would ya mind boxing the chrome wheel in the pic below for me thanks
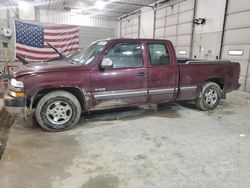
[204,88,218,106]
[46,101,72,125]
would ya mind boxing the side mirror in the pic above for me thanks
[100,58,113,68]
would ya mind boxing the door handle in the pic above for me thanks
[137,72,146,78]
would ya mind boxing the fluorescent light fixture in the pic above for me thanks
[95,0,106,10]
[179,50,187,55]
[228,50,244,56]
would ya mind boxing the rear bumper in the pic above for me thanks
[4,93,26,116]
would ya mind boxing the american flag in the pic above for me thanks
[15,20,80,61]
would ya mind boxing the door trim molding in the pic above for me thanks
[180,86,198,92]
[94,86,197,100]
[94,90,147,100]
[149,88,175,95]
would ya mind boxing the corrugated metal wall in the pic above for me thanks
[39,9,117,50]
[39,9,118,30]
[221,0,250,92]
[0,9,16,66]
[0,8,118,65]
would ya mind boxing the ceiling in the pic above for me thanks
[31,0,159,17]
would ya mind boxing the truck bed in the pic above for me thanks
[176,60,240,100]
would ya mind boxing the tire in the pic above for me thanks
[36,91,81,132]
[195,82,222,111]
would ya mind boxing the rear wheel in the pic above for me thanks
[36,91,81,131]
[195,82,222,111]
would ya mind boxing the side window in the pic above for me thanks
[105,43,143,68]
[148,44,170,65]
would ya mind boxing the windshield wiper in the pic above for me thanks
[46,42,65,60]
[68,59,80,64]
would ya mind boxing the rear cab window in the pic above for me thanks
[147,43,170,66]
[104,43,144,68]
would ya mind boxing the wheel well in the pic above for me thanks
[204,78,224,90]
[31,87,85,110]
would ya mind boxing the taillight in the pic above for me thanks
[237,63,241,81]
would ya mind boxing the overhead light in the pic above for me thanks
[95,0,107,10]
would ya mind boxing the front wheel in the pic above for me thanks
[195,82,222,111]
[36,91,81,131]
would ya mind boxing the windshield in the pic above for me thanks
[66,41,108,65]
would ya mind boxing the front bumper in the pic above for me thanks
[4,92,27,116]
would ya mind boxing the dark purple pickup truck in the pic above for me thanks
[4,38,241,131]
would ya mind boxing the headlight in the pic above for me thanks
[10,78,24,88]
[9,78,25,97]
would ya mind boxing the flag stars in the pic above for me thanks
[15,21,44,48]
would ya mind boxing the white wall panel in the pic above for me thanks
[166,4,179,16]
[0,7,7,19]
[226,11,250,30]
[178,10,193,23]
[156,8,166,19]
[120,13,140,38]
[179,0,195,12]
[227,0,250,14]
[178,23,192,35]
[155,28,165,38]
[224,28,250,45]
[155,17,165,28]
[177,35,191,46]
[165,25,177,37]
[165,15,178,26]
[140,7,154,38]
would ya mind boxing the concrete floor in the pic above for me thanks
[0,92,250,188]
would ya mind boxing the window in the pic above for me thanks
[228,50,244,56]
[148,44,170,65]
[67,41,108,65]
[105,43,143,68]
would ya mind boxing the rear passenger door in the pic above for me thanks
[91,42,148,109]
[146,42,179,103]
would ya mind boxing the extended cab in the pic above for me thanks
[4,39,241,131]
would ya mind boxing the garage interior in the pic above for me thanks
[0,0,250,187]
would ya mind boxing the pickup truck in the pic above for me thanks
[4,38,241,131]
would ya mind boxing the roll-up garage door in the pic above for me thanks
[120,13,140,38]
[221,0,250,92]
[154,0,195,58]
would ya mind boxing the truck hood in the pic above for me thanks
[13,60,78,78]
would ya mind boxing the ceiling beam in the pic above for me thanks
[111,1,154,8]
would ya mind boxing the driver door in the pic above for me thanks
[90,42,148,110]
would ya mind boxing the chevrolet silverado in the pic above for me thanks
[4,38,241,131]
